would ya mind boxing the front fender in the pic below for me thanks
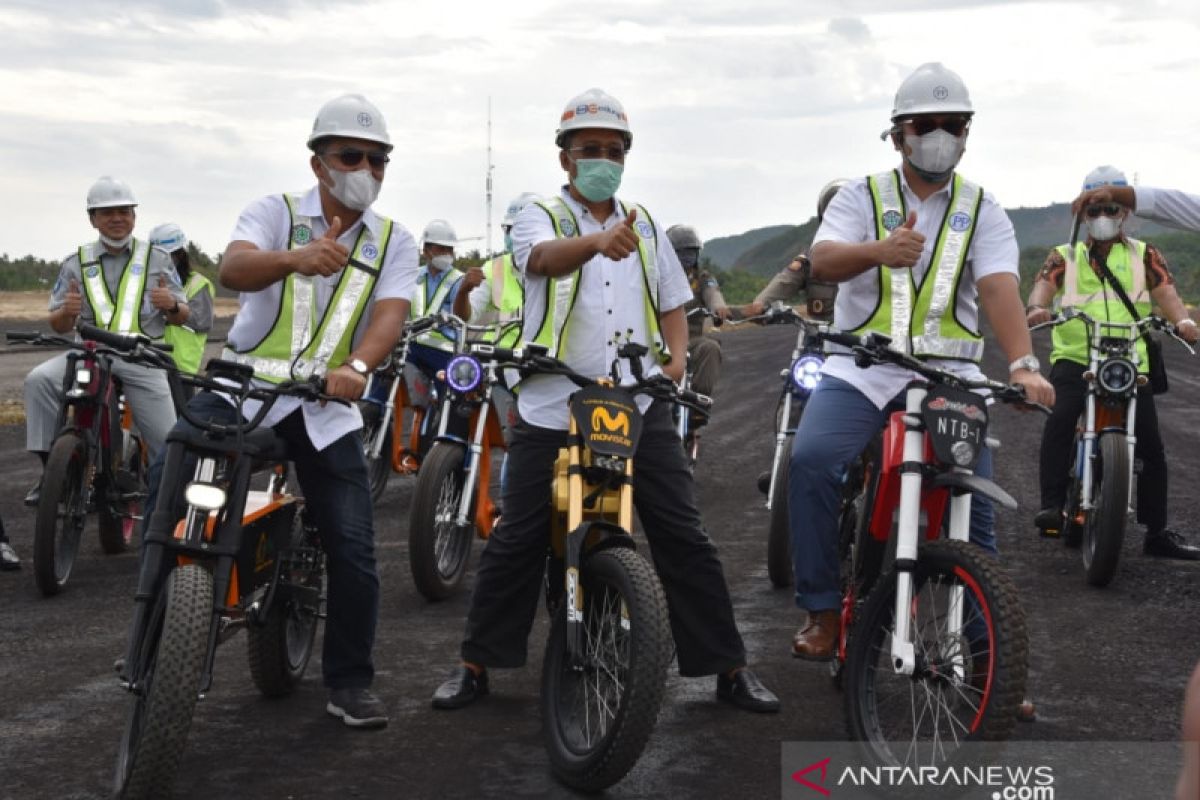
[929,471,1018,511]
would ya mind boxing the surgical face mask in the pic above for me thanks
[570,157,623,203]
[1086,214,1122,242]
[99,233,132,249]
[320,158,381,211]
[429,254,454,271]
[904,129,966,183]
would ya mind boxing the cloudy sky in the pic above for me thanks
[1,0,1198,262]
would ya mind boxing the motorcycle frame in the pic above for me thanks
[766,321,828,511]
[1076,318,1141,517]
[439,359,507,537]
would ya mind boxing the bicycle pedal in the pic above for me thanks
[1038,527,1061,539]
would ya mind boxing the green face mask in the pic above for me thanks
[571,158,623,202]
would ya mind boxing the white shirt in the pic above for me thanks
[1135,186,1200,233]
[512,187,691,430]
[225,186,418,450]
[813,169,1019,409]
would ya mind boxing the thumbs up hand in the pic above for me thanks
[293,215,350,277]
[62,278,83,318]
[150,270,179,312]
[878,210,925,269]
[595,207,642,261]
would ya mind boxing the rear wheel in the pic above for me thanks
[766,437,793,588]
[844,540,1028,767]
[114,563,213,799]
[33,433,88,596]
[541,547,671,792]
[409,443,473,601]
[1082,432,1130,587]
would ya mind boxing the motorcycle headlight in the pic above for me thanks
[184,482,227,512]
[789,354,824,395]
[445,355,483,394]
[74,367,92,387]
[1097,358,1136,395]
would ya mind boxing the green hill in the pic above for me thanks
[701,225,794,271]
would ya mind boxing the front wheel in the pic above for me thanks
[766,437,793,588]
[844,539,1028,767]
[33,433,89,596]
[1082,432,1130,587]
[541,547,671,793]
[409,443,473,601]
[359,400,392,504]
[114,563,213,800]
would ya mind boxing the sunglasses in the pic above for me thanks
[903,116,971,137]
[1085,204,1123,218]
[323,148,390,170]
[568,144,628,162]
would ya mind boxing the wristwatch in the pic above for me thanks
[346,357,370,377]
[1008,354,1040,374]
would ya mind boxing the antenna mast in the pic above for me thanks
[485,96,494,257]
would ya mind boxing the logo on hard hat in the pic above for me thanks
[292,224,313,245]
[932,85,949,100]
[882,210,904,231]
[949,212,972,232]
[362,244,378,260]
[357,112,373,128]
[562,110,575,122]
[576,104,589,115]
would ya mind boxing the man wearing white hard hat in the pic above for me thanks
[149,223,215,376]
[1026,166,1200,558]
[788,63,1054,662]
[22,176,188,506]
[432,88,780,716]
[404,218,465,409]
[142,94,417,728]
[452,191,538,342]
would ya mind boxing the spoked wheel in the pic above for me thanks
[359,400,392,504]
[33,433,89,596]
[766,436,793,588]
[844,540,1027,768]
[409,443,473,601]
[114,563,213,799]
[248,515,324,697]
[831,443,883,691]
[1082,432,1129,587]
[541,547,671,793]
[99,432,146,554]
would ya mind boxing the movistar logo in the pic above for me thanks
[591,407,630,437]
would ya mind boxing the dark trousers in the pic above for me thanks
[144,391,380,690]
[1039,359,1167,533]
[461,401,746,677]
[687,336,723,398]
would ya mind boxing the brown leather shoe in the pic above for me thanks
[792,610,840,661]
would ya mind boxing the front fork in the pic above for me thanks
[363,372,400,461]
[765,390,794,511]
[454,391,494,529]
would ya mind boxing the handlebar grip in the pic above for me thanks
[5,331,41,343]
[77,323,141,351]
[819,331,864,349]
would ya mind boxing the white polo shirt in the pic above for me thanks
[225,185,418,450]
[814,168,1018,409]
[511,187,692,430]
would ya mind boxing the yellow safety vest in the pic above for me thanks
[162,272,215,374]
[411,266,464,351]
[223,193,393,383]
[486,252,523,348]
[78,239,152,335]
[1052,238,1150,371]
[854,170,985,361]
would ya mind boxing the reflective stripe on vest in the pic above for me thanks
[857,170,985,361]
[162,272,215,374]
[487,253,523,347]
[79,238,152,335]
[526,196,667,363]
[412,267,463,351]
[1052,238,1150,370]
[223,193,391,382]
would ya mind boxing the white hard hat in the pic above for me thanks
[1082,165,1129,191]
[817,179,849,222]
[502,192,541,227]
[149,222,188,253]
[555,88,632,149]
[890,62,974,120]
[86,176,137,210]
[307,93,392,152]
[421,219,458,248]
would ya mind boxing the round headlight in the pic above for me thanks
[445,355,483,393]
[789,354,824,395]
[950,440,976,467]
[1097,358,1136,395]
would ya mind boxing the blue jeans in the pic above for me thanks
[788,376,996,612]
[143,391,380,690]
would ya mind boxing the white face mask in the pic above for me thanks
[1086,214,1122,242]
[320,158,381,211]
[429,254,454,271]
[99,233,132,249]
[905,129,966,181]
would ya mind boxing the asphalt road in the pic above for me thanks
[1,322,1199,800]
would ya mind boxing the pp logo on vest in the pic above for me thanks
[949,212,972,232]
[882,210,904,231]
[292,224,313,246]
[559,216,576,236]
[636,221,653,240]
[361,243,378,260]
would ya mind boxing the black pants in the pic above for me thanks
[1038,359,1167,533]
[461,401,746,677]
